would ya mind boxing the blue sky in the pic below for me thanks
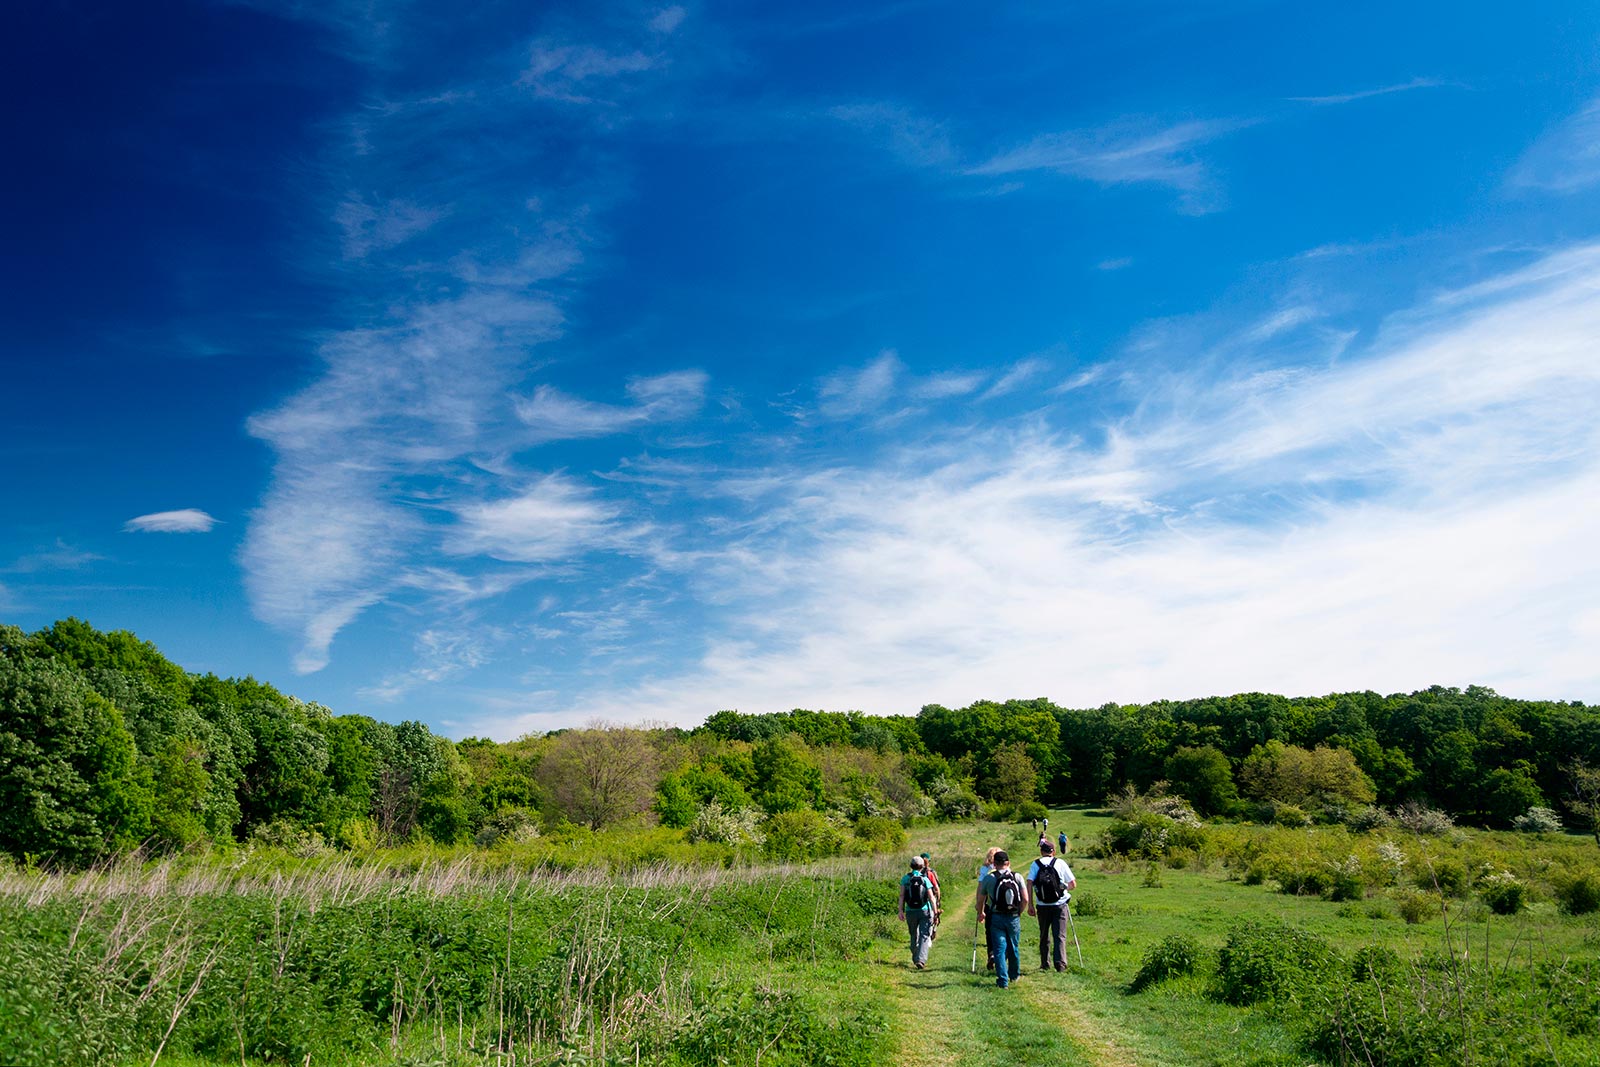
[7,1,1600,737]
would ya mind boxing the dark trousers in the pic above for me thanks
[1035,904,1067,969]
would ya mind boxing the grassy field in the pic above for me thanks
[2,808,1598,1065]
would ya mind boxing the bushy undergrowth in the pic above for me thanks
[0,862,893,1067]
[1129,934,1204,993]
[1213,919,1338,1006]
[1305,952,1600,1066]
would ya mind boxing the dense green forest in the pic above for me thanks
[3,618,1599,866]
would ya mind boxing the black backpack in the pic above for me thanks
[905,871,931,909]
[992,870,1024,915]
[1033,858,1064,904]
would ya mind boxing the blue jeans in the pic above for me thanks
[990,914,1022,986]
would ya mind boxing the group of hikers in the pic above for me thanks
[896,816,1078,988]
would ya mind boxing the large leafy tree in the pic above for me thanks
[1164,745,1238,817]
[0,626,152,861]
[538,725,660,830]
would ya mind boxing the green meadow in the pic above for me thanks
[4,806,1597,1067]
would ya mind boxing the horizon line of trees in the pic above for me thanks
[3,618,1599,866]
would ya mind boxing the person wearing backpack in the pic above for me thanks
[920,852,943,938]
[1026,840,1077,972]
[976,847,1000,971]
[1057,829,1068,854]
[975,849,1029,987]
[898,855,940,969]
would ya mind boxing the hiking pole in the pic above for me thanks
[970,910,981,973]
[1063,899,1084,968]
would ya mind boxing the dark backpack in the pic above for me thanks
[1033,858,1064,904]
[992,870,1024,915]
[905,871,931,909]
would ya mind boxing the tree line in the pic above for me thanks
[3,618,1598,865]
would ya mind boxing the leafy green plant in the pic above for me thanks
[1553,867,1600,915]
[1213,919,1337,1006]
[1130,934,1204,992]
[1478,870,1525,914]
[1392,888,1439,925]
[1512,806,1563,833]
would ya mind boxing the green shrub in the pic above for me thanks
[1275,864,1330,897]
[1326,855,1366,902]
[1394,802,1454,835]
[1065,889,1108,917]
[1141,861,1164,888]
[1554,868,1600,916]
[1512,806,1563,833]
[1015,799,1048,822]
[1349,944,1403,983]
[761,809,845,861]
[1346,805,1394,831]
[1213,918,1337,1005]
[1392,888,1439,924]
[1478,871,1525,915]
[1256,801,1311,827]
[1092,812,1206,860]
[1414,858,1467,897]
[1130,934,1204,993]
[673,986,884,1067]
[851,815,905,850]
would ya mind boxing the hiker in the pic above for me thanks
[976,846,1000,970]
[1042,815,1049,834]
[976,849,1028,987]
[898,855,939,969]
[920,852,943,939]
[1026,839,1077,972]
[1031,816,1038,833]
[1057,829,1068,854]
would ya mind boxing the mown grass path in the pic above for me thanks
[871,824,1149,1067]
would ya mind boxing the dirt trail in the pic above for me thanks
[875,831,1148,1067]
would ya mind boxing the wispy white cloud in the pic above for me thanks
[650,6,688,35]
[969,118,1249,212]
[1097,256,1133,271]
[1051,365,1107,394]
[6,541,103,573]
[981,357,1049,400]
[360,626,496,702]
[828,102,957,168]
[1290,77,1444,106]
[520,43,657,103]
[514,387,636,440]
[461,244,1600,734]
[910,371,986,400]
[514,370,707,444]
[124,509,218,533]
[448,476,632,563]
[816,351,902,419]
[1508,96,1600,193]
[334,196,446,259]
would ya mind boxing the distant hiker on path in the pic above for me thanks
[899,855,939,969]
[1058,829,1068,854]
[1027,840,1076,972]
[1042,815,1049,834]
[976,849,1028,988]
[1031,816,1038,833]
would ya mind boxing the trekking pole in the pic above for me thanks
[1063,899,1084,968]
[970,910,981,973]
